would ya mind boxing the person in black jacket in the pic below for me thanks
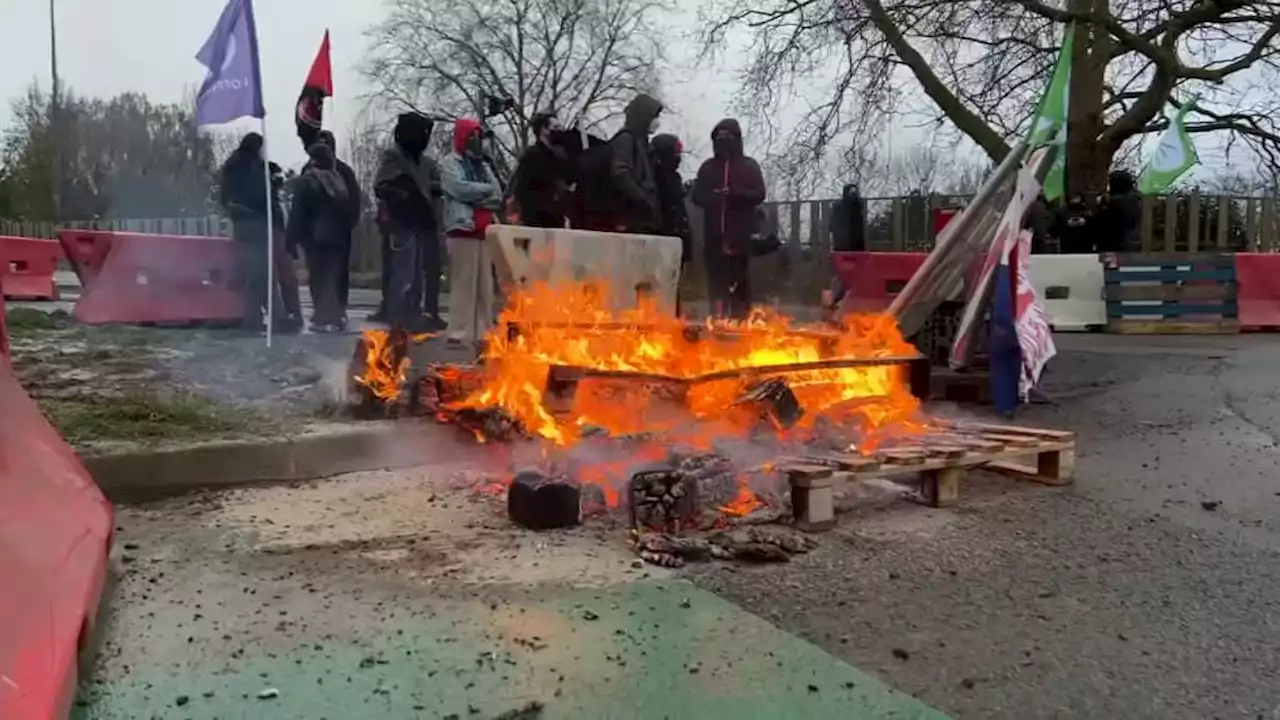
[692,118,767,319]
[1051,193,1094,254]
[512,112,576,228]
[288,143,353,332]
[609,94,664,233]
[650,133,691,259]
[312,130,362,316]
[374,112,445,332]
[219,133,302,333]
[1096,169,1141,253]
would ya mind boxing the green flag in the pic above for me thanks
[1138,96,1200,194]
[1027,25,1074,200]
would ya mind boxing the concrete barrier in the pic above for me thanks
[1029,254,1106,332]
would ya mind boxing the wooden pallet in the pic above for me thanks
[1103,252,1238,335]
[777,420,1075,507]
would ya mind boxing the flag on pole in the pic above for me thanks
[1027,25,1073,201]
[194,0,265,127]
[296,30,333,149]
[1139,96,1200,194]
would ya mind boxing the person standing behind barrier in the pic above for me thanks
[220,133,301,334]
[1051,193,1094,254]
[440,117,503,349]
[374,112,445,333]
[823,183,865,320]
[650,133,692,313]
[610,94,664,234]
[512,112,576,228]
[313,130,362,321]
[693,118,767,320]
[1096,169,1142,253]
[288,143,352,333]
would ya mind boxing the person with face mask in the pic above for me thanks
[649,133,692,263]
[440,117,504,348]
[512,111,577,228]
[219,133,303,334]
[308,130,363,319]
[608,93,664,233]
[692,118,767,319]
[288,142,353,332]
[1051,193,1094,254]
[374,112,446,333]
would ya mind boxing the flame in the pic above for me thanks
[449,280,923,446]
[718,474,764,517]
[353,329,433,403]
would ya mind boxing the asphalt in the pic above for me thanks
[69,331,1280,719]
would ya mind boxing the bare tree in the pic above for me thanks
[700,0,1280,194]
[363,0,667,172]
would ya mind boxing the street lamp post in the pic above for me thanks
[49,0,62,220]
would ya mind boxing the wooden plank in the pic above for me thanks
[1106,302,1237,318]
[1106,319,1240,335]
[1263,198,1278,253]
[1163,195,1177,252]
[1140,195,1157,252]
[547,354,922,387]
[876,449,927,465]
[926,433,1007,452]
[971,432,1042,447]
[1187,191,1201,252]
[941,421,1075,441]
[1216,196,1231,250]
[1246,198,1261,252]
[1104,268,1235,283]
[1104,252,1233,266]
[1104,283,1236,302]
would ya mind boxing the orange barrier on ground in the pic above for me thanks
[55,230,116,288]
[830,251,928,313]
[0,236,63,300]
[0,265,114,719]
[66,231,245,325]
[1235,253,1280,330]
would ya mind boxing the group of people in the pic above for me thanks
[218,92,775,340]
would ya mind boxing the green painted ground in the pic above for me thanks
[76,581,948,720]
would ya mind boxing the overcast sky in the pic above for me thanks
[0,0,789,171]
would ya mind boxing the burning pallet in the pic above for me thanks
[777,420,1075,516]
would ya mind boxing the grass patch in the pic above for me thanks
[5,307,73,335]
[39,391,275,448]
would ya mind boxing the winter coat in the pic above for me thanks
[512,139,576,228]
[220,150,270,223]
[1051,202,1094,254]
[288,145,353,253]
[303,155,362,228]
[650,133,691,262]
[609,94,663,232]
[374,143,442,233]
[439,117,503,236]
[829,184,865,252]
[692,118,767,257]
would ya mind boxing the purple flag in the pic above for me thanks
[194,0,265,126]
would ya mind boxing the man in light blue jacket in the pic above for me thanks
[440,117,504,347]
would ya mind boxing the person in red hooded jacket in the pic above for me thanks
[439,117,504,348]
[692,118,767,319]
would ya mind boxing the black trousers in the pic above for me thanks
[232,221,268,327]
[305,245,346,326]
[706,251,752,320]
[336,235,352,312]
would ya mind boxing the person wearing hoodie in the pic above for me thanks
[374,112,445,332]
[609,94,664,233]
[650,134,692,256]
[219,133,302,333]
[288,143,353,332]
[1096,169,1141,253]
[440,117,504,348]
[311,130,363,315]
[692,118,767,319]
[512,112,577,228]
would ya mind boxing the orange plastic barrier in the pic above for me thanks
[1235,253,1280,330]
[68,231,245,325]
[0,236,63,301]
[830,251,928,313]
[55,229,116,288]
[0,270,114,719]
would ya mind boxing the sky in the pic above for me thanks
[0,0,786,172]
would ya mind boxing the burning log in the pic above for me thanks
[409,363,484,417]
[670,451,739,510]
[452,406,526,443]
[508,469,582,530]
[735,378,804,430]
[349,328,413,416]
[628,464,695,532]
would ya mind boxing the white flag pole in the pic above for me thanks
[261,119,275,348]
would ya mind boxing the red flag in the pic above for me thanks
[296,30,332,148]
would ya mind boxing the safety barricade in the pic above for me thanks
[0,280,114,719]
[1233,253,1280,331]
[1102,252,1238,334]
[830,251,928,313]
[0,236,63,301]
[1027,254,1106,331]
[56,229,116,289]
[69,231,245,325]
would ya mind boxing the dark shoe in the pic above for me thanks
[274,315,304,334]
[368,307,388,323]
[423,314,449,332]
[311,322,342,334]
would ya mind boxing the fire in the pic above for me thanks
[450,281,923,446]
[353,328,432,403]
[718,474,763,517]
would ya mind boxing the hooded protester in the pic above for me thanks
[609,94,664,233]
[374,112,445,332]
[650,134,692,259]
[512,112,577,228]
[1051,193,1094,254]
[288,143,353,332]
[1096,169,1141,253]
[823,183,865,320]
[440,117,504,348]
[219,133,302,333]
[692,118,767,319]
[311,130,362,314]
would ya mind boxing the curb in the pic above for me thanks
[82,420,477,502]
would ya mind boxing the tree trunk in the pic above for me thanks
[1066,0,1111,204]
